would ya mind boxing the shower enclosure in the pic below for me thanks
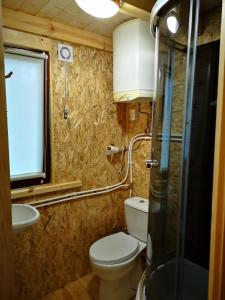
[146,0,221,299]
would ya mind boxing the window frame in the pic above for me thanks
[4,46,51,189]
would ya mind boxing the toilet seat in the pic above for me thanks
[90,232,139,265]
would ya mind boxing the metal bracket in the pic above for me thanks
[145,159,159,168]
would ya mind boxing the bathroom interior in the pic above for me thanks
[0,0,225,300]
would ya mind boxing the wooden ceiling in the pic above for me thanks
[125,0,153,12]
[1,0,153,37]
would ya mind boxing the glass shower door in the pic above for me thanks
[146,0,200,299]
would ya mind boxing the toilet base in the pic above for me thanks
[90,234,147,300]
[97,256,144,300]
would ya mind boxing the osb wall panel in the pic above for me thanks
[165,49,186,255]
[51,41,126,187]
[12,38,129,300]
[13,193,125,300]
[125,103,151,200]
[131,140,151,199]
[198,8,221,45]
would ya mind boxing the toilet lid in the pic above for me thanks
[89,232,139,265]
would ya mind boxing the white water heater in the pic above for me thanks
[113,19,155,103]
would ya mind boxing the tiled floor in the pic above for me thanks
[40,273,100,300]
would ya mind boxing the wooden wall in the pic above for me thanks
[4,28,151,299]
[209,3,225,299]
[0,3,13,299]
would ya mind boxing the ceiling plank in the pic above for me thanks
[15,0,50,16]
[49,1,132,37]
[124,0,154,12]
[2,8,112,51]
[36,0,72,19]
[120,2,150,21]
[1,0,24,10]
[2,1,150,38]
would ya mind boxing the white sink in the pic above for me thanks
[12,204,40,234]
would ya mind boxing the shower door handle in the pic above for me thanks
[145,159,159,168]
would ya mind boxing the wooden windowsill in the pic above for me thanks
[11,180,82,200]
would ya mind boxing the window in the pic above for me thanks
[4,47,50,188]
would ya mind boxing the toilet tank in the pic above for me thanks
[124,196,149,243]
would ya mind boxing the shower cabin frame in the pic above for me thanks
[149,0,225,299]
[0,2,13,300]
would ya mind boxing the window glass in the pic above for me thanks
[4,49,49,186]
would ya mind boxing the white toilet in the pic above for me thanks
[89,196,150,300]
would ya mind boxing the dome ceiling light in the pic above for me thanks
[166,12,179,34]
[75,0,122,19]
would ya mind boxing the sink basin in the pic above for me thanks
[12,204,40,233]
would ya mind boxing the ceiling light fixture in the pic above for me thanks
[75,0,122,19]
[166,14,179,34]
